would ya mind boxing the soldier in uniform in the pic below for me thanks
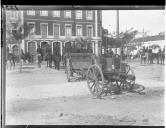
[112,49,121,71]
[161,47,165,65]
[148,47,153,64]
[46,45,52,68]
[8,53,16,70]
[157,49,161,64]
[37,46,42,56]
[48,52,52,68]
[53,45,60,70]
[37,53,42,68]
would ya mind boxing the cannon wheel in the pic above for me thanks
[121,65,135,90]
[87,64,104,97]
[66,58,72,82]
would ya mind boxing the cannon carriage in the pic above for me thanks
[87,54,136,97]
[65,53,94,82]
[65,52,136,97]
[64,40,136,97]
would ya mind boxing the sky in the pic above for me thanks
[102,10,165,36]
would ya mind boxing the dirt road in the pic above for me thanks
[5,62,165,125]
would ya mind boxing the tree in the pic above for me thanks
[120,28,138,45]
[6,12,33,72]
[108,28,138,47]
[74,37,93,53]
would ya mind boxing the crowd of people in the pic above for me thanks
[6,49,35,70]
[139,46,165,65]
[101,46,165,66]
[36,44,61,70]
[6,44,165,71]
[6,44,62,70]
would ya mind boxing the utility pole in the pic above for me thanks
[116,10,119,40]
[106,35,107,53]
[142,28,144,46]
[116,10,121,57]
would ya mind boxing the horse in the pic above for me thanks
[24,52,32,63]
[159,51,165,65]
[140,52,146,64]
[6,53,16,70]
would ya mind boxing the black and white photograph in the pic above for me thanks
[2,6,165,126]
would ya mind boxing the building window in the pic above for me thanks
[40,11,48,16]
[76,10,82,19]
[10,11,18,18]
[27,10,35,16]
[28,22,35,34]
[76,25,82,36]
[41,24,48,37]
[53,24,60,38]
[28,42,36,55]
[65,25,72,37]
[86,11,93,20]
[64,10,71,18]
[87,26,93,37]
[53,11,60,17]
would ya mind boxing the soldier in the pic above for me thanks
[109,48,114,57]
[48,52,52,68]
[161,47,165,65]
[148,47,153,64]
[37,46,42,55]
[121,48,125,61]
[53,46,60,70]
[37,53,42,68]
[145,47,149,64]
[112,49,121,71]
[46,45,52,68]
[157,49,161,64]
[20,49,25,63]
[8,53,16,70]
[140,48,144,64]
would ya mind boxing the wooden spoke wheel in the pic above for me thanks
[120,65,136,90]
[87,64,104,97]
[66,58,72,82]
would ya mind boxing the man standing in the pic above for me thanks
[53,46,60,70]
[161,47,165,65]
[145,47,149,64]
[149,47,152,64]
[37,46,42,56]
[112,49,121,71]
[46,45,52,68]
[37,53,42,68]
[37,46,42,68]
[157,49,161,64]
[140,48,143,64]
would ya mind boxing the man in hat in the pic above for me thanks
[52,45,61,70]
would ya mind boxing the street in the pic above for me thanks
[6,62,165,125]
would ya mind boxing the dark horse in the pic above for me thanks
[159,51,165,65]
[7,53,16,70]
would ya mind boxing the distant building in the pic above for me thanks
[128,34,165,50]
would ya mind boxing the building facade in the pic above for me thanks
[6,10,102,62]
[6,10,23,56]
[23,10,102,61]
